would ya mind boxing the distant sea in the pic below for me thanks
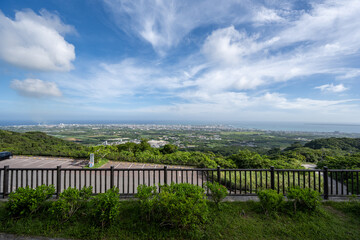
[1,120,360,134]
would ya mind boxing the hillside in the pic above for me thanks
[0,130,89,158]
[304,137,360,151]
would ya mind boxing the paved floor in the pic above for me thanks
[0,156,87,169]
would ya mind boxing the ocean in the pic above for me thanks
[1,120,360,133]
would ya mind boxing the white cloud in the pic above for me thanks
[103,0,254,54]
[10,78,62,98]
[49,0,360,123]
[252,7,284,24]
[315,83,348,93]
[59,59,187,102]
[202,26,261,66]
[0,9,75,71]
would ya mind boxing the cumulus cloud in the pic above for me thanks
[202,26,261,66]
[103,0,255,54]
[315,83,348,93]
[10,79,62,98]
[0,9,75,71]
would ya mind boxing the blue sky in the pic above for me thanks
[1,0,360,124]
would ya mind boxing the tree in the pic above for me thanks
[160,144,178,154]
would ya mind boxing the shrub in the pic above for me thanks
[6,185,55,217]
[136,183,209,229]
[287,187,321,213]
[257,189,284,214]
[89,187,120,228]
[136,185,157,221]
[50,186,93,222]
[205,182,228,207]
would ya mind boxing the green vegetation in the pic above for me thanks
[0,130,89,158]
[0,192,359,239]
[287,187,322,213]
[257,189,284,215]
[50,186,92,222]
[136,183,209,229]
[205,182,228,207]
[6,185,55,217]
[84,158,108,168]
[89,187,121,228]
[1,128,360,172]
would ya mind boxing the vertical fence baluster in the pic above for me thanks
[357,172,359,195]
[341,172,344,195]
[244,171,247,194]
[104,170,107,192]
[68,170,71,188]
[318,170,321,194]
[346,172,349,195]
[3,166,9,198]
[303,171,305,188]
[249,171,252,194]
[234,170,237,195]
[282,171,285,194]
[270,167,274,190]
[277,171,280,193]
[132,170,135,194]
[225,170,227,190]
[16,170,19,190]
[287,171,290,192]
[265,170,268,189]
[10,170,13,193]
[254,170,257,193]
[56,166,61,198]
[323,167,329,200]
[313,171,316,191]
[239,171,242,194]
[351,172,354,195]
[79,170,82,189]
[95,170,98,194]
[142,169,145,186]
[21,170,24,188]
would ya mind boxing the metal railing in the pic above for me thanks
[0,166,359,199]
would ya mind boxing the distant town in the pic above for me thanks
[2,123,359,151]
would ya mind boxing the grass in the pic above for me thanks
[83,158,108,169]
[208,171,324,195]
[0,201,359,240]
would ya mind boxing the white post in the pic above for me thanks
[89,153,94,167]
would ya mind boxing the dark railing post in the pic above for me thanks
[270,166,275,190]
[56,166,61,198]
[3,165,9,198]
[323,166,329,200]
[164,166,168,185]
[110,166,114,189]
[217,166,221,183]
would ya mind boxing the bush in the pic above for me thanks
[136,185,157,221]
[257,189,284,214]
[287,187,321,213]
[50,186,93,222]
[205,182,228,207]
[89,187,120,228]
[136,183,209,229]
[6,185,55,217]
